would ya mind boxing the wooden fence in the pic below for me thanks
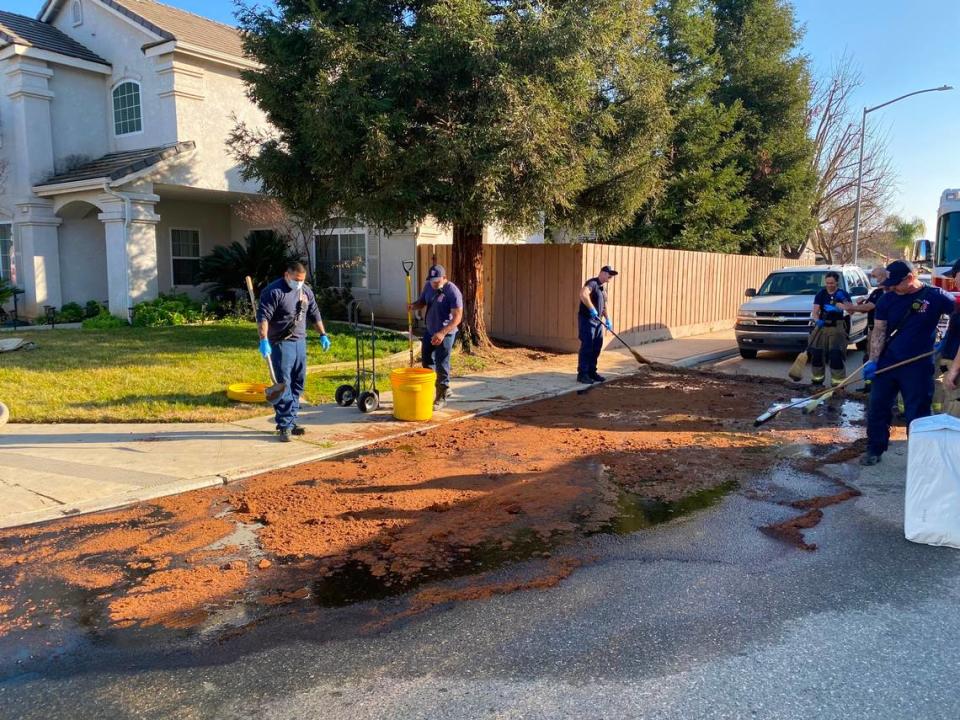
[418,243,803,351]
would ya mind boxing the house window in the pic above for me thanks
[72,0,83,26]
[171,228,201,286]
[0,224,12,282]
[112,81,142,135]
[315,219,367,288]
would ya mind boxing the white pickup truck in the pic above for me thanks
[735,265,872,359]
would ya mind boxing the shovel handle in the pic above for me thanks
[402,260,414,276]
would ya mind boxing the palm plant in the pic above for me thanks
[886,215,926,255]
[196,230,302,298]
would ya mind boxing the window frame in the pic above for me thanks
[0,223,12,283]
[72,0,83,26]
[111,80,144,137]
[314,221,368,289]
[170,227,202,287]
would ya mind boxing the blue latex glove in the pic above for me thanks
[863,360,878,381]
[604,317,613,331]
[259,338,272,358]
[589,308,599,320]
[319,334,331,352]
[823,304,838,313]
[815,319,825,329]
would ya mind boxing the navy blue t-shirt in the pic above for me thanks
[874,286,957,368]
[814,288,851,325]
[417,281,464,336]
[257,278,322,342]
[578,278,606,321]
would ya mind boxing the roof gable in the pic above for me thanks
[41,0,245,60]
[0,10,109,66]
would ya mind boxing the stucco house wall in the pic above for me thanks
[49,1,178,150]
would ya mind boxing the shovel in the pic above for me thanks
[245,275,286,405]
[402,260,415,367]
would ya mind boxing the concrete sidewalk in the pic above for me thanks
[0,330,736,528]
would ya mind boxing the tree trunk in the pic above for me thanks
[452,222,490,351]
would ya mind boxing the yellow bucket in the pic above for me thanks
[390,368,436,421]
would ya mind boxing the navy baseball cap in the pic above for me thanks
[427,264,445,280]
[881,260,914,287]
[600,265,619,276]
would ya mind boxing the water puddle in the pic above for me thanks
[310,482,741,607]
[311,528,553,607]
[604,481,740,535]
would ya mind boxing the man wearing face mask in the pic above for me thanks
[258,261,331,441]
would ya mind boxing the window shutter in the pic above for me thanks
[366,228,381,294]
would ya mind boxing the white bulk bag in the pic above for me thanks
[905,414,960,549]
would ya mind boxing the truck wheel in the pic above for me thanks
[739,348,758,360]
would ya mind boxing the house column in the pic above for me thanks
[98,194,161,318]
[15,201,62,317]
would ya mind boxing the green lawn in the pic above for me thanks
[0,322,411,423]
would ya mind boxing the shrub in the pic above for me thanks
[316,283,354,321]
[82,311,126,330]
[0,278,20,307]
[131,293,203,327]
[85,300,106,318]
[56,302,86,323]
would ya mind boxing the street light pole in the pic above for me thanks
[851,84,952,266]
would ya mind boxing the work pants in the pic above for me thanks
[810,324,847,385]
[933,357,960,417]
[269,338,306,431]
[422,333,456,389]
[577,317,604,376]
[866,359,934,457]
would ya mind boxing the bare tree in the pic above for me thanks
[796,56,897,263]
[232,196,318,283]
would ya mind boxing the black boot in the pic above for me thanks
[433,385,448,410]
[576,374,595,384]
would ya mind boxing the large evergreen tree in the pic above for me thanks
[713,0,816,255]
[232,0,671,348]
[620,0,749,253]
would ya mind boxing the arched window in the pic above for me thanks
[72,0,83,26]
[112,81,142,135]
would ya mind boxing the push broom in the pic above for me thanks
[787,326,821,382]
[754,350,936,427]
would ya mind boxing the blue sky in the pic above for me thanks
[6,0,957,238]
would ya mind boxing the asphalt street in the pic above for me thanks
[3,423,959,719]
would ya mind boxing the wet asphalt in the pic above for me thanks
[3,438,960,719]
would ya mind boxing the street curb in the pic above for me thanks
[665,346,740,369]
[0,350,721,529]
[0,475,227,530]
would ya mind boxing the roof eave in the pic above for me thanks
[143,39,261,70]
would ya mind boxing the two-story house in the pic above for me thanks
[0,0,467,323]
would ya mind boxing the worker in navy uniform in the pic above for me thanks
[257,261,331,442]
[809,271,852,387]
[933,263,960,415]
[577,265,617,384]
[861,260,960,466]
[840,266,889,392]
[408,265,463,410]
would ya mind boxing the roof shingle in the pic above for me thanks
[36,142,196,187]
[104,0,245,59]
[0,10,109,66]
